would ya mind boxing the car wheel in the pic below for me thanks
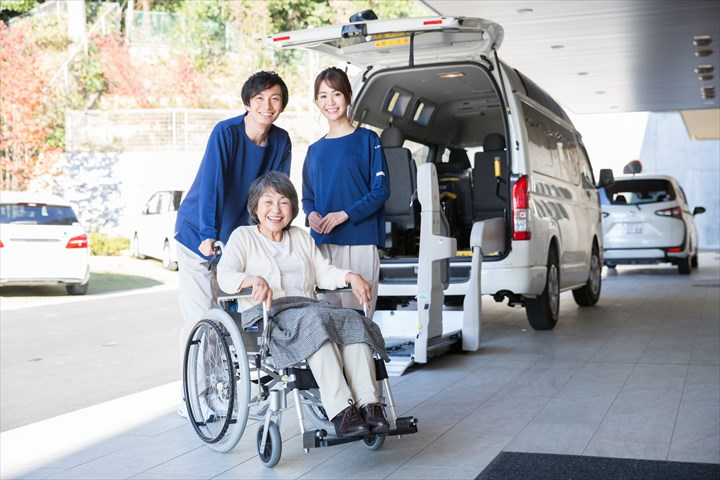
[162,240,178,271]
[691,253,699,268]
[678,256,691,275]
[66,283,88,295]
[526,247,559,330]
[572,242,601,307]
[132,233,145,260]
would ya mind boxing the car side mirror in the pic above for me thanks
[693,206,706,215]
[597,168,614,188]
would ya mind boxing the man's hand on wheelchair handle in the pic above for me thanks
[198,238,216,257]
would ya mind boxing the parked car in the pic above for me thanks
[263,11,614,349]
[599,174,705,274]
[131,190,184,270]
[0,191,90,295]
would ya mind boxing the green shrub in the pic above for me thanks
[89,232,130,256]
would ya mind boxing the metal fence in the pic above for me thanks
[65,108,326,152]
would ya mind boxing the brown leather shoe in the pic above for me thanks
[331,405,370,437]
[360,403,390,434]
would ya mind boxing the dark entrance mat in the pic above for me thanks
[477,452,720,480]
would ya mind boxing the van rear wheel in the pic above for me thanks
[526,248,559,330]
[572,243,601,307]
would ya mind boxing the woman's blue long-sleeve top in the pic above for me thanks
[301,127,390,248]
[175,113,291,259]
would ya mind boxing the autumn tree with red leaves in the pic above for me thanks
[0,21,61,190]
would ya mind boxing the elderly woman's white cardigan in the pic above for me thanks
[217,225,350,312]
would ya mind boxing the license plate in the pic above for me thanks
[623,223,643,234]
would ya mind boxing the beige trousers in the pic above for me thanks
[306,341,379,420]
[318,244,379,319]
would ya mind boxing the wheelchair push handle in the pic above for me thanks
[206,240,225,271]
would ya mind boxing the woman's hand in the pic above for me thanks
[346,272,372,308]
[308,211,324,233]
[198,238,216,256]
[241,276,273,309]
[317,211,348,234]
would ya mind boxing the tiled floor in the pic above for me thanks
[2,253,719,479]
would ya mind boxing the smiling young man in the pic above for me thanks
[174,72,291,413]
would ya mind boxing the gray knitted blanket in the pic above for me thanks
[241,296,389,368]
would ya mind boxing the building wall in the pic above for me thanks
[640,112,720,250]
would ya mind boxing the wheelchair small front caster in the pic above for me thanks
[362,433,386,451]
[257,421,282,468]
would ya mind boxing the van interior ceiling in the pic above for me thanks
[352,63,505,150]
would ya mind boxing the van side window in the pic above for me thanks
[578,145,596,188]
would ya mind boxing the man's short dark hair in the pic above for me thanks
[241,71,289,110]
[247,171,299,227]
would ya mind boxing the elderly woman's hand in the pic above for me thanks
[240,275,273,309]
[345,272,372,308]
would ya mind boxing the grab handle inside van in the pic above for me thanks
[494,156,507,202]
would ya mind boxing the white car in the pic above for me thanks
[0,191,90,295]
[131,190,184,270]
[599,174,705,274]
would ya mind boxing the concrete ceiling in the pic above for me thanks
[420,0,720,139]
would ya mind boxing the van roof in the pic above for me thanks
[262,16,504,70]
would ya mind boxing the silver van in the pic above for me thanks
[265,13,614,373]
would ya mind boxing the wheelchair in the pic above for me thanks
[182,288,419,468]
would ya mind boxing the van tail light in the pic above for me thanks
[655,207,682,218]
[666,247,682,253]
[512,175,531,240]
[0,239,4,248]
[66,234,88,249]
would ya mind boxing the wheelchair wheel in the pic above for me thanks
[363,434,386,451]
[183,309,251,453]
[257,421,282,468]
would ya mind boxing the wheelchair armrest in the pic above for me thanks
[316,287,351,294]
[217,287,253,304]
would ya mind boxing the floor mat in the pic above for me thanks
[476,452,720,480]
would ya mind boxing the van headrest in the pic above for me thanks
[483,133,506,151]
[380,127,405,148]
[448,149,471,170]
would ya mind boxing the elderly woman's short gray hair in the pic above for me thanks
[247,171,299,226]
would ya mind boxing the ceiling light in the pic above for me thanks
[550,45,564,49]
[438,72,465,79]
[577,72,588,76]
[694,65,714,74]
[693,35,712,47]
[517,8,534,14]
[695,50,713,57]
[596,91,606,94]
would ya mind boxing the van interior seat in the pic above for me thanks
[380,127,419,254]
[473,133,508,221]
[437,149,474,247]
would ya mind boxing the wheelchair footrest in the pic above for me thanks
[390,416,419,436]
[302,416,418,449]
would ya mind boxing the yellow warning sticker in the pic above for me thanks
[375,37,410,48]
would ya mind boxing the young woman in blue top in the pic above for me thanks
[174,71,291,395]
[302,67,390,317]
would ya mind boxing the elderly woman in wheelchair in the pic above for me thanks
[182,171,417,467]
